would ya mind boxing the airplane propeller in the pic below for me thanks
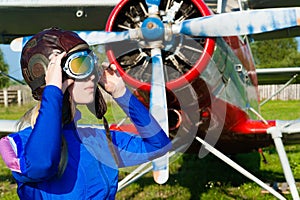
[10,30,140,52]
[10,7,300,51]
[174,7,300,37]
[144,0,170,185]
[75,30,140,46]
[9,0,300,186]
[146,0,160,13]
[79,7,300,49]
[149,46,170,185]
[141,0,169,184]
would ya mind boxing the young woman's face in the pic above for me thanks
[68,74,97,104]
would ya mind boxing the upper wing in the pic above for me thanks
[251,26,300,41]
[248,0,300,9]
[256,67,300,85]
[0,0,120,44]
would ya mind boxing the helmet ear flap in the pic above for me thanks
[87,87,107,119]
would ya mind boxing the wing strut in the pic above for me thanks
[118,142,186,191]
[260,74,298,107]
[249,106,300,199]
[195,137,287,200]
[267,127,300,200]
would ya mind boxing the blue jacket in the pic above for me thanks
[0,85,171,199]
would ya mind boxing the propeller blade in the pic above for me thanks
[75,30,137,45]
[10,36,32,52]
[173,7,300,37]
[149,48,169,184]
[10,30,139,52]
[146,0,161,14]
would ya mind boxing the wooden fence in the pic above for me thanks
[0,84,299,107]
[0,89,22,106]
[258,84,300,101]
[0,86,32,106]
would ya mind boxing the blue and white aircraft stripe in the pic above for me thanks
[175,7,300,37]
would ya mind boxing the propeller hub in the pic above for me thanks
[141,17,164,41]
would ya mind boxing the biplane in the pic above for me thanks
[1,0,300,199]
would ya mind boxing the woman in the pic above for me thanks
[0,28,171,199]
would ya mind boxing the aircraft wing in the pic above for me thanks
[256,67,300,85]
[1,0,299,43]
[0,120,18,134]
[0,119,104,136]
[0,0,120,44]
[247,0,300,9]
[251,27,300,41]
[246,0,300,40]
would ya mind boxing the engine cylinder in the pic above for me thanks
[105,0,216,91]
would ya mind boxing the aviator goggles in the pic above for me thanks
[62,49,99,80]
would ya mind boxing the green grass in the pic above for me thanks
[1,100,300,199]
[116,150,300,200]
[77,101,128,125]
[115,100,300,200]
[0,159,18,200]
[0,102,36,120]
[260,100,300,120]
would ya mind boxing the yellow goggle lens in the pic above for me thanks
[69,56,92,74]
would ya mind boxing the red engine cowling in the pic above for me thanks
[105,0,215,91]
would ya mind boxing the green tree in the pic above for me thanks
[250,37,300,68]
[0,49,10,88]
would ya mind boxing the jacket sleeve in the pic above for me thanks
[112,88,172,167]
[6,85,63,182]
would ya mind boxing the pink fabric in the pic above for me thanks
[0,137,21,172]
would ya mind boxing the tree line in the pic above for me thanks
[0,50,9,89]
[250,37,300,68]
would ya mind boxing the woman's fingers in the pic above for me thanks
[45,51,67,89]
[99,62,126,98]
[109,63,117,71]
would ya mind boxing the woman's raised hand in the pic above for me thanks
[99,62,126,98]
[45,51,73,93]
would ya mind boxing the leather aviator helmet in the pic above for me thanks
[20,27,107,119]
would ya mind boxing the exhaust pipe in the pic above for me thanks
[168,109,182,131]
